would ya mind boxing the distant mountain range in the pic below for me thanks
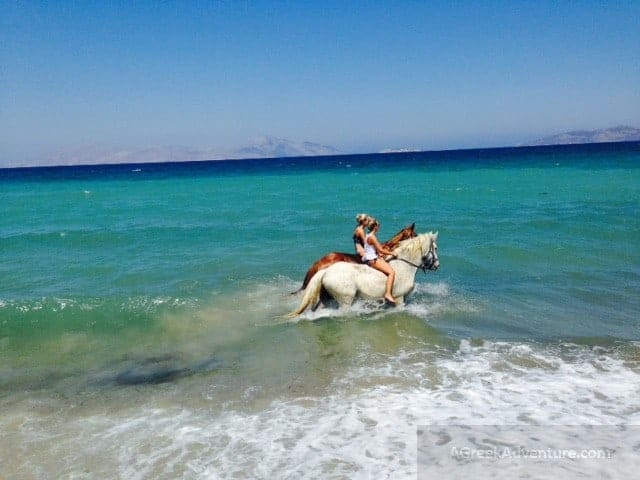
[7,127,640,168]
[528,126,640,146]
[233,136,339,159]
[40,136,341,167]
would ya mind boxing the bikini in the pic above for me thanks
[362,233,378,265]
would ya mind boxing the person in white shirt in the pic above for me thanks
[362,218,397,304]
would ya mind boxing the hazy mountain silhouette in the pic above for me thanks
[528,126,640,146]
[35,137,341,167]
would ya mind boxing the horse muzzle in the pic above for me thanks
[422,252,439,271]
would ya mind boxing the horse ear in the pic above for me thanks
[434,231,439,239]
[410,222,415,231]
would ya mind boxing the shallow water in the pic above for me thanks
[1,143,639,478]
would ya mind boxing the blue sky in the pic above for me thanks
[2,1,639,165]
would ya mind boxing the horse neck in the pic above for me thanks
[396,236,428,265]
[390,237,428,289]
[384,231,409,249]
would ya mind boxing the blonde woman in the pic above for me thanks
[362,218,397,304]
[353,213,372,259]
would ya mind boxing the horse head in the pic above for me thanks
[423,232,439,271]
[394,231,439,272]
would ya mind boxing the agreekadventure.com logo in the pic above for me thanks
[450,446,615,461]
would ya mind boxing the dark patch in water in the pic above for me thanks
[114,355,220,386]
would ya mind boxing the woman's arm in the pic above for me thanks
[354,227,366,257]
[368,234,395,257]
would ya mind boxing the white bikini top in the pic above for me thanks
[363,233,378,261]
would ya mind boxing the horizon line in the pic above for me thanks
[1,140,639,172]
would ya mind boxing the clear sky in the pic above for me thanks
[2,0,639,166]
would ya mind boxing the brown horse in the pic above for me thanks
[292,223,417,293]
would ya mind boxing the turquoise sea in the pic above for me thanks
[1,143,639,478]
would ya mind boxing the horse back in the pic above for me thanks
[300,252,361,290]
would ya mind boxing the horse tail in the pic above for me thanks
[286,269,326,317]
[289,268,314,295]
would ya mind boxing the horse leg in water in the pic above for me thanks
[313,287,333,310]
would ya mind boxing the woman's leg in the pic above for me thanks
[371,258,396,303]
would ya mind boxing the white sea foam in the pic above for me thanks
[413,281,450,296]
[3,341,638,479]
[0,296,198,315]
[2,281,636,478]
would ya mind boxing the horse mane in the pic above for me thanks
[394,232,435,256]
[383,222,416,249]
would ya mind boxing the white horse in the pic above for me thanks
[287,232,439,317]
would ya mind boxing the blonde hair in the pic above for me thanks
[355,213,371,225]
[367,217,379,231]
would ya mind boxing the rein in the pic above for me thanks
[393,256,428,273]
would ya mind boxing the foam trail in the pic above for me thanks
[2,341,638,479]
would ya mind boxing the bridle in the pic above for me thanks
[391,239,437,273]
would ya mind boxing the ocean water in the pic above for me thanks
[1,143,639,478]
